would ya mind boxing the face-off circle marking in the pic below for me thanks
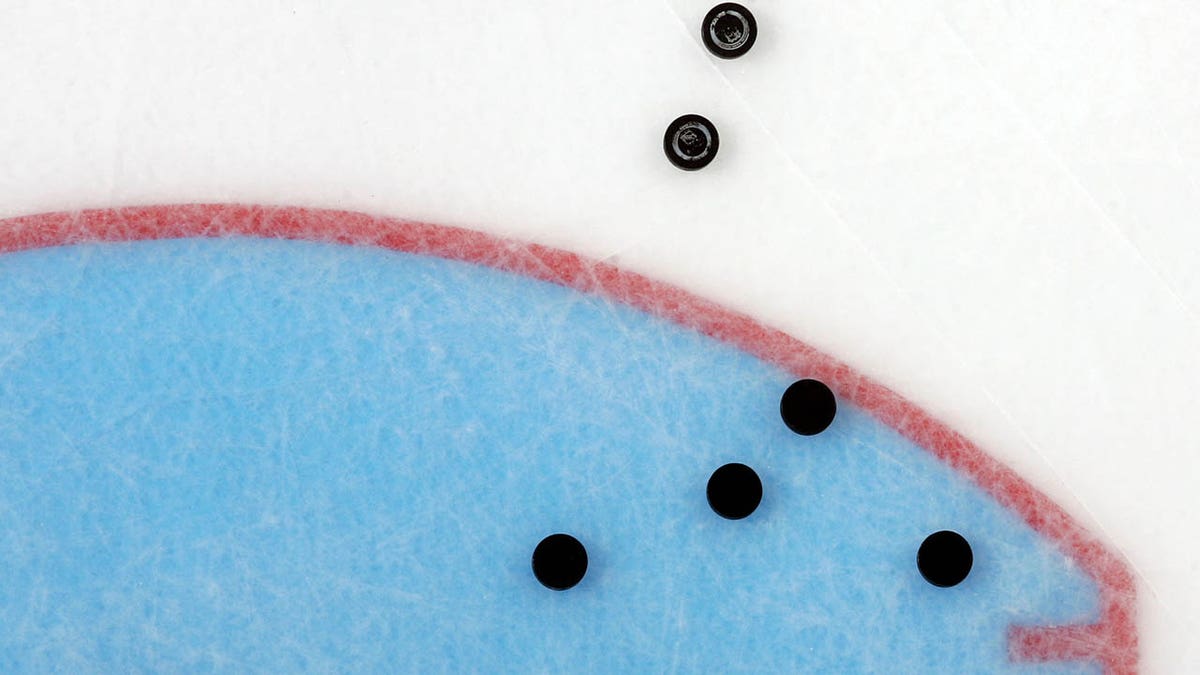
[664,114,720,170]
[0,205,1138,671]
[702,3,758,59]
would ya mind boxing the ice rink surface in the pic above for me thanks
[0,235,1102,671]
[0,1,1197,671]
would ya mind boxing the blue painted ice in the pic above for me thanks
[0,239,1100,672]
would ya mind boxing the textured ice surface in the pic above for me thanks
[0,238,1100,672]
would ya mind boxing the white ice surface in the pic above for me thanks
[0,1,1197,671]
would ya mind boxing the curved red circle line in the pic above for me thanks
[0,203,1138,673]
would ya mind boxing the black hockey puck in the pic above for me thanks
[664,114,719,171]
[702,3,757,59]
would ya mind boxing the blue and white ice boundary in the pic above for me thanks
[0,236,1106,672]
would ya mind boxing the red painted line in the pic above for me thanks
[0,204,1138,673]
